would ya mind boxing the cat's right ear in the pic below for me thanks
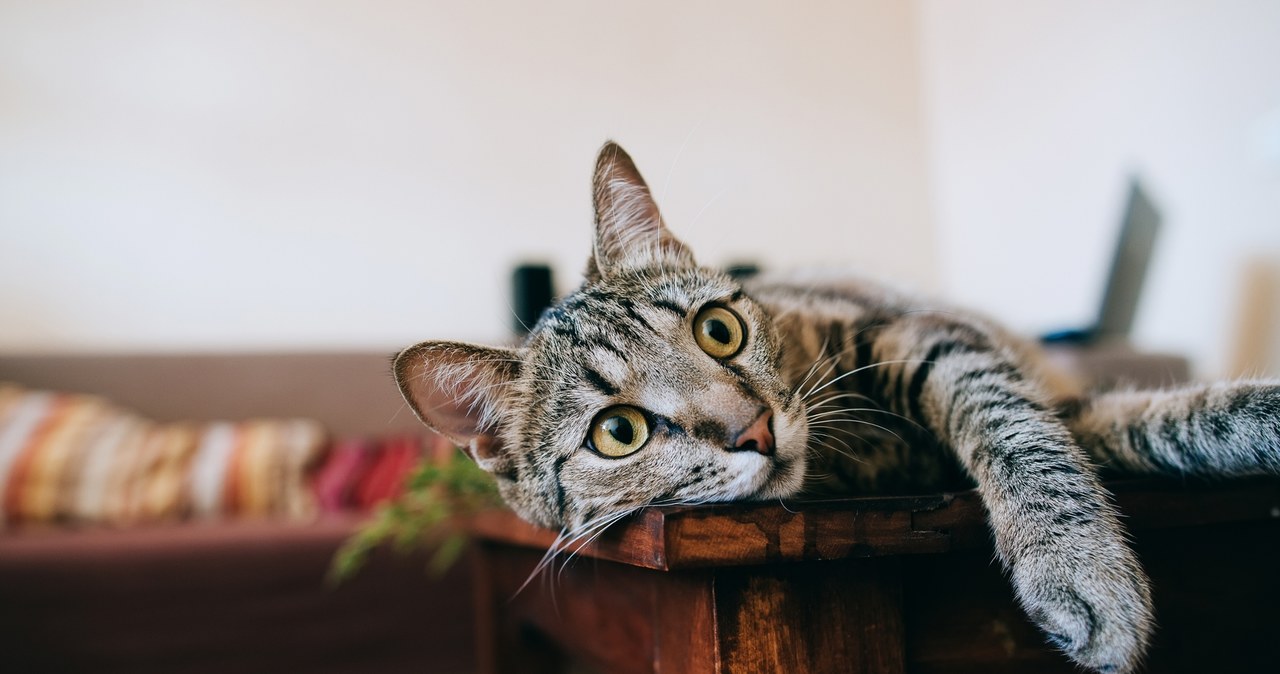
[585,141,695,281]
[393,341,520,474]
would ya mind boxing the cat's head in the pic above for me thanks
[395,142,809,529]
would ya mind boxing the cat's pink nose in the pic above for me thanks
[731,410,775,456]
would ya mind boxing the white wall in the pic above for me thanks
[0,0,935,352]
[8,1,1276,378]
[920,0,1280,377]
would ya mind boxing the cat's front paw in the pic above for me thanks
[1012,538,1153,673]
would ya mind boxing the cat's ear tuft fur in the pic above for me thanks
[393,341,520,474]
[586,141,695,281]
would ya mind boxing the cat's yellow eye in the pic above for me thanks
[693,305,745,359]
[589,406,650,458]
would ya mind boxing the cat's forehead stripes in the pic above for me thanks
[528,268,742,371]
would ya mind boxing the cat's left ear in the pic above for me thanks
[393,341,520,475]
[585,141,695,281]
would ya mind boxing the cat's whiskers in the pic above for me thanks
[791,334,836,396]
[806,407,913,432]
[809,425,874,455]
[807,432,867,466]
[798,391,870,416]
[517,528,573,597]
[808,414,911,447]
[503,297,535,335]
[829,406,927,434]
[795,307,967,404]
[808,426,861,450]
[526,518,607,595]
[805,387,924,462]
[788,332,849,399]
[808,426,873,456]
[807,390,878,406]
[801,354,848,401]
[555,508,638,583]
[803,358,933,402]
[807,420,870,442]
[806,408,876,423]
[517,506,637,598]
[803,385,931,441]
[797,343,851,402]
[802,391,881,421]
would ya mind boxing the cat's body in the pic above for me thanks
[395,143,1280,674]
[742,271,1016,496]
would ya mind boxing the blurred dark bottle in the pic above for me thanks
[512,264,554,336]
[725,262,760,279]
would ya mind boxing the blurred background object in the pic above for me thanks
[511,264,554,336]
[920,0,1280,379]
[1038,180,1191,389]
[1041,180,1162,347]
[1228,257,1280,377]
[2,0,1278,378]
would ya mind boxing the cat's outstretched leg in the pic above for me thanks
[1066,381,1280,477]
[871,314,1153,673]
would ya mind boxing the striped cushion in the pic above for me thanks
[0,383,326,528]
[312,437,376,513]
[354,435,425,510]
[189,419,325,519]
[310,434,458,514]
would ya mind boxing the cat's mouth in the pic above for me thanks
[747,456,796,499]
[742,422,806,500]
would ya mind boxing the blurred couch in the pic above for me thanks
[0,352,475,673]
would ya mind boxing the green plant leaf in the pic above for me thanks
[328,445,501,583]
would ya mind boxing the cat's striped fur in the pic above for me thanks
[395,142,1280,674]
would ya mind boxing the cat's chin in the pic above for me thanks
[744,452,806,501]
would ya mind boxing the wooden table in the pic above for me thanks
[466,479,1280,673]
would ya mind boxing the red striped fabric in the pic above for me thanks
[0,383,328,528]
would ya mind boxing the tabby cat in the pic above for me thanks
[395,142,1280,673]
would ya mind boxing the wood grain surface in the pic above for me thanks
[467,478,1280,570]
